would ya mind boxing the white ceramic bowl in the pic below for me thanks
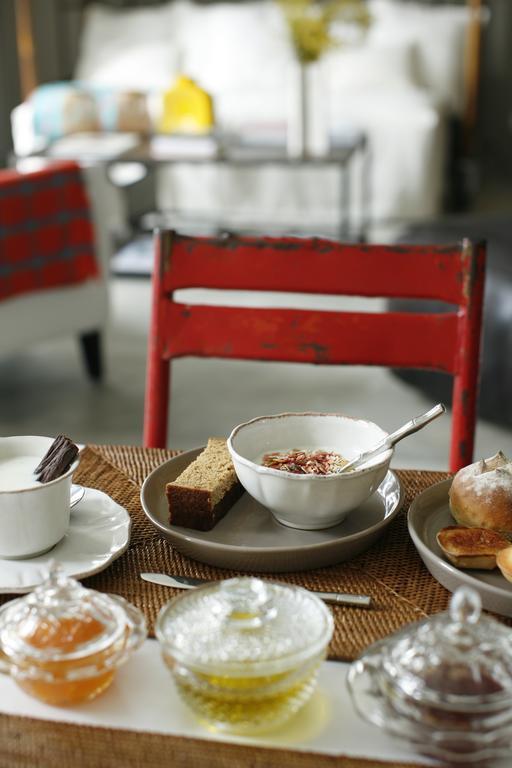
[0,436,79,559]
[227,412,393,530]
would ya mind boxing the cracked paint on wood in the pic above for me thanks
[144,231,486,473]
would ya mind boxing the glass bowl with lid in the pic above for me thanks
[347,586,512,763]
[0,563,147,706]
[155,576,334,734]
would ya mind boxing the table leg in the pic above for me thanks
[359,137,372,243]
[338,161,351,242]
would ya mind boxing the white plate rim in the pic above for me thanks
[0,487,131,594]
[140,447,403,556]
[407,477,512,602]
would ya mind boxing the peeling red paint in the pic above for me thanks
[144,231,486,471]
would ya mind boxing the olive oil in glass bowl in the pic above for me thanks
[155,577,333,734]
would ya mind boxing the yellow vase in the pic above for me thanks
[159,75,214,134]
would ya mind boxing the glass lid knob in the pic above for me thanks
[31,560,84,605]
[214,577,277,629]
[449,586,481,626]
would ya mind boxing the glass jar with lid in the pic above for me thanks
[0,563,147,706]
[155,576,334,734]
[347,586,512,763]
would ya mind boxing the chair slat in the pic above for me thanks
[144,230,486,472]
[163,233,475,306]
[162,303,460,373]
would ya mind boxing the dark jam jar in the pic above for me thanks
[348,587,512,763]
[383,589,512,730]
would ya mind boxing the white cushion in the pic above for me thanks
[367,0,470,115]
[178,1,292,96]
[326,39,419,92]
[75,2,180,91]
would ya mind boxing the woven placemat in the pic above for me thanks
[2,445,508,658]
[68,446,449,659]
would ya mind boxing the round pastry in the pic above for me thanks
[496,546,512,583]
[449,451,512,534]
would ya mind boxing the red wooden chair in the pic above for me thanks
[144,231,486,472]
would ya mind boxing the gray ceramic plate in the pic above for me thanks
[140,447,403,572]
[408,478,512,617]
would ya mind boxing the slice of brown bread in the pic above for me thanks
[166,438,243,530]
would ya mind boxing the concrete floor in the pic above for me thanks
[1,275,511,472]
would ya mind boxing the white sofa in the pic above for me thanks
[13,0,478,237]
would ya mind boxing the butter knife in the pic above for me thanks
[140,573,372,608]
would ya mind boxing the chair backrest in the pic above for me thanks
[144,231,486,471]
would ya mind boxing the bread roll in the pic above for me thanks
[449,451,512,533]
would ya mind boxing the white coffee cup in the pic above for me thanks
[0,436,79,559]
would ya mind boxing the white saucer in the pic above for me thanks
[0,488,131,593]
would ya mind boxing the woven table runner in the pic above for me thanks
[1,445,509,655]
[0,717,423,768]
[0,445,492,768]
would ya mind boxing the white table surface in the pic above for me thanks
[1,639,510,766]
[0,638,435,765]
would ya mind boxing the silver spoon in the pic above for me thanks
[70,484,85,508]
[339,403,446,473]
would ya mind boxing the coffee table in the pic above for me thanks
[123,130,370,242]
[24,129,370,243]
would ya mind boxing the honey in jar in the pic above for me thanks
[156,577,333,734]
[0,563,146,706]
